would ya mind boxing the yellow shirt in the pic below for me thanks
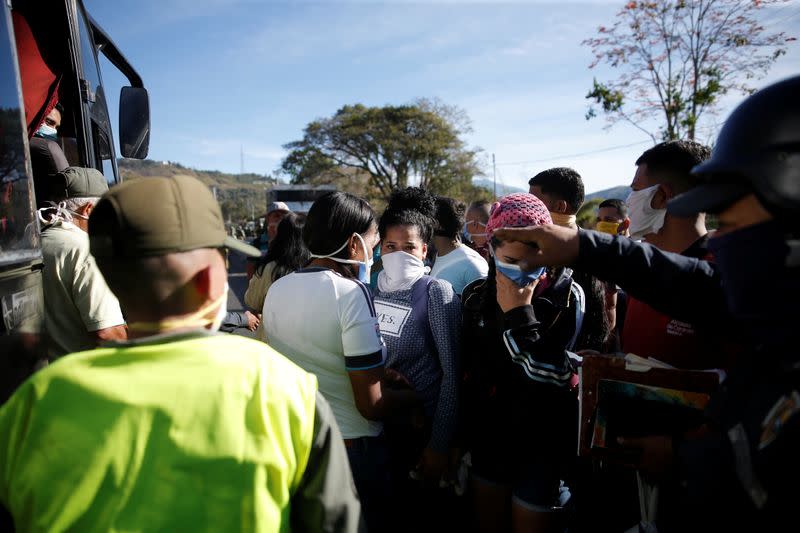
[0,333,317,532]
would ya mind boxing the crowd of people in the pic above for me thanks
[0,75,798,532]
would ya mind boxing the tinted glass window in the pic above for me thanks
[0,10,39,266]
[76,5,116,180]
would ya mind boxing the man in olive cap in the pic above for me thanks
[38,167,126,357]
[0,175,362,531]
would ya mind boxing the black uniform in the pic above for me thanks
[575,229,799,530]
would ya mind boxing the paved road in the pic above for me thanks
[227,251,250,313]
[226,251,257,338]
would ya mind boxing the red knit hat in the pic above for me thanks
[485,193,552,240]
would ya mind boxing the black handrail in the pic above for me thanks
[86,14,143,88]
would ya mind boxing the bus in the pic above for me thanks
[0,0,149,399]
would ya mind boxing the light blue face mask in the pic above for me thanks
[490,245,545,287]
[309,233,373,284]
[34,123,58,141]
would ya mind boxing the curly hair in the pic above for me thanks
[378,187,437,243]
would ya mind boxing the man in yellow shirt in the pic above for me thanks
[0,176,361,532]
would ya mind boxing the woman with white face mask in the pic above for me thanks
[261,191,420,533]
[372,187,462,520]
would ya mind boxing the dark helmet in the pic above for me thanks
[669,75,800,218]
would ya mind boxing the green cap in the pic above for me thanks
[88,175,261,259]
[44,167,109,201]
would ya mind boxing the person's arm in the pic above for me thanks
[604,284,618,333]
[92,324,127,342]
[492,226,726,327]
[496,271,573,387]
[575,230,727,326]
[290,392,364,533]
[340,282,419,421]
[347,366,419,421]
[426,281,461,454]
[72,252,126,344]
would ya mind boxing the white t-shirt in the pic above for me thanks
[261,267,385,439]
[41,221,125,358]
[430,245,489,295]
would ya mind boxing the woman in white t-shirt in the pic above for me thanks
[262,191,419,532]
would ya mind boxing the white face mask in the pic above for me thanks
[463,220,488,242]
[309,233,373,284]
[377,251,426,293]
[626,184,666,240]
[36,201,88,228]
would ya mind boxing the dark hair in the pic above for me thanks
[598,198,628,219]
[528,167,585,215]
[304,191,375,259]
[635,140,711,194]
[258,212,309,281]
[434,196,466,240]
[570,271,611,352]
[379,187,436,243]
[54,102,64,114]
[467,200,491,222]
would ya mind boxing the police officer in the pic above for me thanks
[492,75,800,530]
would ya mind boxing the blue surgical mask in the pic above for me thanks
[490,245,545,287]
[34,123,58,141]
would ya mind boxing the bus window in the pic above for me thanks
[0,9,38,267]
[75,3,116,180]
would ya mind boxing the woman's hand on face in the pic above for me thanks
[496,268,537,312]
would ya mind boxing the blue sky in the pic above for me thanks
[86,0,799,194]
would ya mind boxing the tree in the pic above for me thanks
[281,100,484,201]
[577,198,604,229]
[584,0,794,141]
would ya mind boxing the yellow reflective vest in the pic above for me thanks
[0,333,317,532]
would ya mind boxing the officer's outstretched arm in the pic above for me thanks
[493,225,726,327]
[574,230,727,326]
[290,392,364,533]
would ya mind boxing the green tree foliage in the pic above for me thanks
[577,198,604,229]
[281,99,485,201]
[584,0,795,141]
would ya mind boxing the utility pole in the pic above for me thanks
[240,145,245,175]
[492,153,497,200]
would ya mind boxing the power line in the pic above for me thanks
[496,139,653,167]
[760,2,800,27]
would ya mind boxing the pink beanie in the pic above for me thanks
[485,193,553,240]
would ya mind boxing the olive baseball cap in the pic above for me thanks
[89,175,260,259]
[43,166,109,202]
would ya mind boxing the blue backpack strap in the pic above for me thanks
[411,275,436,351]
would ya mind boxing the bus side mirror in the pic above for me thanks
[119,86,150,159]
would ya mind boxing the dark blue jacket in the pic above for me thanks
[576,230,799,531]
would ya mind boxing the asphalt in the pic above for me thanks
[226,251,257,338]
[227,251,250,312]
